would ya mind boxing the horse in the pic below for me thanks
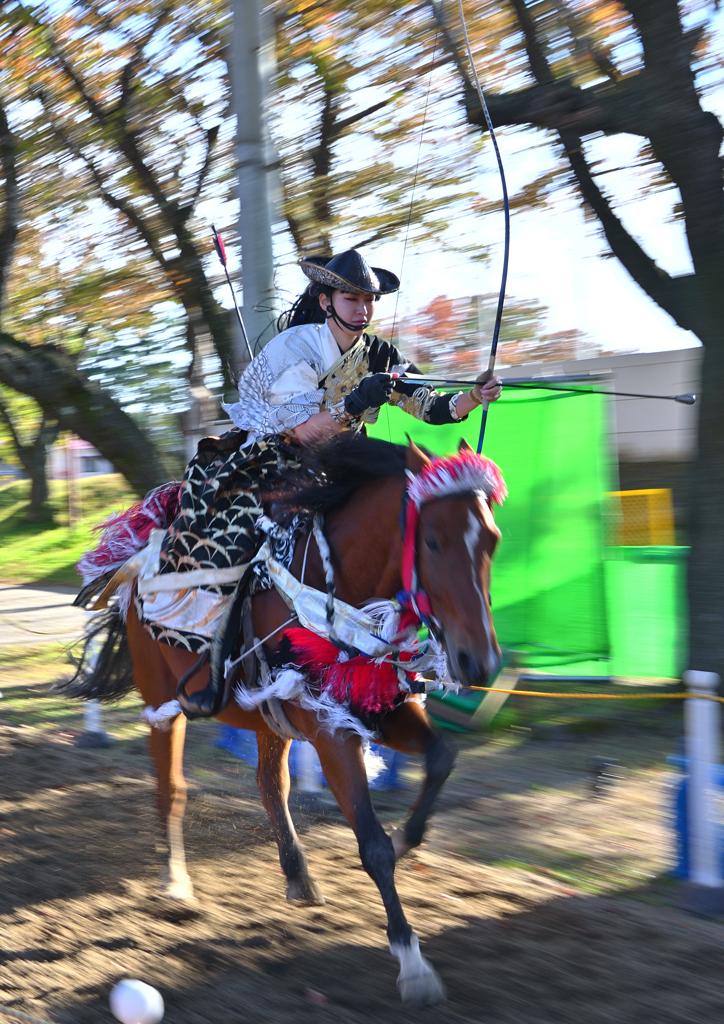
[69,433,504,1005]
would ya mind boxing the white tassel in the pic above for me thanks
[142,699,183,730]
[362,599,403,642]
[235,668,306,710]
[362,741,386,782]
[235,666,377,741]
[116,581,133,622]
[297,687,376,741]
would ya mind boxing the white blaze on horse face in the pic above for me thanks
[464,507,496,673]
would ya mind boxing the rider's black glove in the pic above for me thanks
[344,373,395,416]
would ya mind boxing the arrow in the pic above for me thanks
[398,374,697,404]
[212,225,254,363]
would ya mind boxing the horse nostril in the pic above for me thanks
[457,649,485,684]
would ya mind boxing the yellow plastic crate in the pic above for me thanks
[610,488,675,546]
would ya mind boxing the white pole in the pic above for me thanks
[297,740,321,793]
[683,669,723,912]
[230,0,278,362]
[84,700,102,734]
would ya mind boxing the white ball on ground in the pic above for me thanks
[110,980,164,1024]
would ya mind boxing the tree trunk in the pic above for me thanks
[0,333,177,497]
[25,415,58,523]
[686,296,724,678]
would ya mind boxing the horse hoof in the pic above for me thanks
[390,935,446,1005]
[390,827,412,861]
[398,966,446,1005]
[157,872,197,905]
[286,877,326,906]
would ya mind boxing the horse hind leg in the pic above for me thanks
[256,730,324,906]
[127,601,195,905]
[148,712,196,904]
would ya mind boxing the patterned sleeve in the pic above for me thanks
[263,362,326,432]
[221,342,325,437]
[378,342,467,425]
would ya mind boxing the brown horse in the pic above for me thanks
[74,434,503,1004]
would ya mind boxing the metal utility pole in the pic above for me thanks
[230,0,278,364]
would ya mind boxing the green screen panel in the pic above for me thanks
[605,546,688,679]
[369,389,613,667]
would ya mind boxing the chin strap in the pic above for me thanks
[325,301,371,335]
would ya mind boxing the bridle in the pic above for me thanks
[395,451,507,640]
[397,481,438,635]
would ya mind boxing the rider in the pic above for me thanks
[142,249,502,653]
[223,249,502,445]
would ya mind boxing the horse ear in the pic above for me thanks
[405,435,431,475]
[458,438,474,454]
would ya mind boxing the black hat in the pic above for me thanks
[299,249,399,295]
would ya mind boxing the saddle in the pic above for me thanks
[173,511,311,738]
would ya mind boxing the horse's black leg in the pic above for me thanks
[378,700,455,860]
[304,720,445,1005]
[255,729,324,905]
[396,730,455,856]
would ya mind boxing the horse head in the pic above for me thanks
[405,438,504,687]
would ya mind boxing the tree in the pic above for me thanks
[388,292,604,373]
[273,5,485,260]
[418,0,724,676]
[2,0,234,382]
[0,82,177,496]
[0,0,495,468]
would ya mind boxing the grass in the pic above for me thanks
[0,474,136,586]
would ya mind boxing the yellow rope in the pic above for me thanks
[469,686,724,703]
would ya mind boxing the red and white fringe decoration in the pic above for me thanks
[407,450,506,509]
[76,482,182,585]
[283,627,415,715]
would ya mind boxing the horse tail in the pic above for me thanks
[58,606,135,703]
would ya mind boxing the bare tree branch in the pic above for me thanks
[35,92,170,270]
[335,99,392,133]
[0,392,24,456]
[559,132,698,330]
[186,124,220,218]
[0,332,176,494]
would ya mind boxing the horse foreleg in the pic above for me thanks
[379,699,455,861]
[286,708,445,1005]
[255,730,324,906]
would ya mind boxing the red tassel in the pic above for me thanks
[283,628,405,715]
[283,628,339,673]
[76,483,182,579]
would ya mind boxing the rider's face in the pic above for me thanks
[320,289,376,344]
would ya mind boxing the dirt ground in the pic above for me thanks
[1,646,723,1024]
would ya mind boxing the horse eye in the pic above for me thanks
[424,536,440,553]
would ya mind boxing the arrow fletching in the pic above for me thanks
[212,224,227,267]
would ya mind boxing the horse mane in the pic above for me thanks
[277,433,410,515]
